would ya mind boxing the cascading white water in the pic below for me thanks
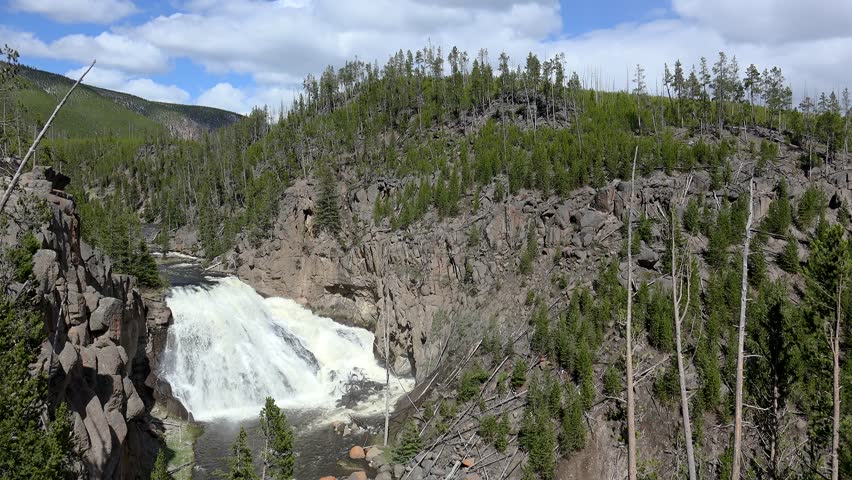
[160,276,412,421]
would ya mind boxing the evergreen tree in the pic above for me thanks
[0,298,74,479]
[222,427,258,480]
[259,397,295,480]
[392,421,422,463]
[683,197,701,234]
[802,223,851,480]
[315,161,341,236]
[778,235,799,273]
[763,179,792,235]
[560,386,586,454]
[511,359,528,390]
[151,450,171,480]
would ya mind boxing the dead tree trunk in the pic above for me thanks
[672,204,697,480]
[732,179,754,480]
[831,274,843,480]
[626,145,638,480]
[384,307,391,447]
[0,60,94,214]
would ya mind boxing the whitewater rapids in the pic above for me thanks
[159,276,414,422]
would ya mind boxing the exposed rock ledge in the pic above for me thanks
[2,167,173,479]
[222,160,852,385]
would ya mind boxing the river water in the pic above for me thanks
[155,255,414,479]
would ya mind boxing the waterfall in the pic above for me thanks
[160,276,412,421]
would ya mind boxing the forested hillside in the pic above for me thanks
[3,41,852,479]
[4,64,241,140]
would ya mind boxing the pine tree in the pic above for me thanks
[223,427,258,480]
[259,397,295,480]
[803,223,850,480]
[561,386,586,454]
[151,450,171,480]
[511,359,528,390]
[392,421,422,463]
[683,197,701,234]
[315,161,341,236]
[778,235,799,273]
[0,299,73,480]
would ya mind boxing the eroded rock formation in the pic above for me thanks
[2,166,172,479]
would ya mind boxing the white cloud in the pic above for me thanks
[197,83,246,112]
[6,0,852,112]
[673,0,852,45]
[197,82,300,114]
[123,78,190,103]
[3,27,167,74]
[65,66,190,104]
[10,0,137,24]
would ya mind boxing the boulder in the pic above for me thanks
[592,186,615,213]
[349,446,366,460]
[31,249,58,294]
[579,210,606,232]
[554,203,572,229]
[319,477,337,480]
[123,377,145,420]
[366,446,384,463]
[57,342,80,377]
[348,472,367,480]
[90,297,123,333]
[393,464,405,479]
[96,346,125,376]
[376,472,393,480]
[83,287,101,314]
[636,244,660,269]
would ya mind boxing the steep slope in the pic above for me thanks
[14,65,241,139]
[0,164,173,478]
[217,128,852,479]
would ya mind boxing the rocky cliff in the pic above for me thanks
[1,166,172,479]
[218,130,851,478]
[227,134,849,383]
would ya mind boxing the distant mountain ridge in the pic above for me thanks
[13,65,241,139]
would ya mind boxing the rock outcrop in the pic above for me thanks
[216,135,851,478]
[226,148,851,385]
[1,166,172,479]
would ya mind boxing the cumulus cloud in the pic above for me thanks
[65,66,190,104]
[10,0,138,24]
[5,0,852,112]
[3,27,168,74]
[197,82,300,114]
[196,83,246,112]
[673,0,852,44]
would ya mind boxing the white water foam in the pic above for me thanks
[160,276,413,422]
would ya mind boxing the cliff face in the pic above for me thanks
[221,133,851,478]
[227,134,852,385]
[2,166,172,479]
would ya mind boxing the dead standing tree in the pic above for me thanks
[731,179,754,480]
[0,60,95,214]
[671,193,697,480]
[626,145,638,480]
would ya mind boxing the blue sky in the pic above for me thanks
[2,0,850,113]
